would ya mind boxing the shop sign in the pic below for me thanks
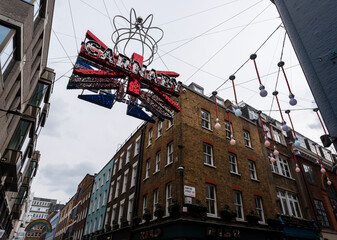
[140,228,162,239]
[184,185,195,197]
[206,227,240,239]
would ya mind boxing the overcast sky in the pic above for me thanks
[31,0,332,203]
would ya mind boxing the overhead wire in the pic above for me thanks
[214,23,282,91]
[268,30,286,116]
[158,0,242,26]
[153,0,265,61]
[52,29,75,67]
[68,0,79,54]
[159,17,279,47]
[183,3,272,84]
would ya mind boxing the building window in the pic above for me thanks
[153,189,159,218]
[108,181,114,202]
[167,142,173,165]
[119,153,124,170]
[249,160,257,180]
[145,159,150,179]
[115,177,121,198]
[126,145,132,164]
[102,175,105,186]
[97,194,101,210]
[130,162,137,188]
[155,151,160,172]
[111,205,117,226]
[271,156,291,178]
[229,153,238,174]
[224,120,233,138]
[277,190,302,218]
[233,191,244,221]
[243,130,251,147]
[118,201,124,225]
[272,129,284,144]
[107,169,111,181]
[29,82,48,107]
[167,115,174,129]
[158,121,162,137]
[127,196,134,222]
[102,190,107,206]
[203,143,214,166]
[255,196,265,223]
[206,184,217,217]
[134,136,141,156]
[113,160,117,175]
[7,120,31,151]
[122,171,128,193]
[0,24,15,76]
[166,183,172,216]
[314,199,330,227]
[142,195,147,214]
[148,128,153,146]
[303,164,315,183]
[201,109,211,129]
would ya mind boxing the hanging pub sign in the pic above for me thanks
[67,9,181,123]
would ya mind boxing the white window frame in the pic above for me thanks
[119,153,124,170]
[126,145,132,164]
[167,115,174,129]
[148,128,153,146]
[201,109,211,130]
[153,189,159,219]
[166,183,172,216]
[203,143,214,166]
[127,194,134,223]
[130,162,138,188]
[233,191,244,221]
[134,136,141,156]
[122,170,129,193]
[118,199,125,225]
[255,196,265,223]
[106,169,111,182]
[277,190,302,218]
[157,121,163,138]
[111,204,117,226]
[229,153,238,174]
[102,175,105,186]
[108,181,114,202]
[113,160,117,176]
[115,176,121,199]
[97,194,101,210]
[206,184,217,217]
[143,195,148,214]
[224,120,233,139]
[167,142,173,165]
[243,130,252,147]
[145,159,150,180]
[155,151,161,173]
[271,156,291,178]
[249,160,258,180]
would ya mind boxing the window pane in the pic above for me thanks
[0,25,11,44]
[29,82,48,107]
[8,120,31,151]
[1,37,14,74]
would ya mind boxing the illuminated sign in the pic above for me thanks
[67,31,181,122]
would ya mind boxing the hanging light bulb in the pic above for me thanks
[294,138,300,147]
[259,85,268,97]
[289,93,297,106]
[327,178,332,185]
[215,118,221,130]
[264,139,270,147]
[230,137,236,146]
[235,107,242,117]
[295,164,300,172]
[273,147,279,156]
[282,121,289,131]
[321,165,326,174]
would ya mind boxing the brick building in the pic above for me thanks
[54,197,73,240]
[0,0,55,239]
[78,82,337,239]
